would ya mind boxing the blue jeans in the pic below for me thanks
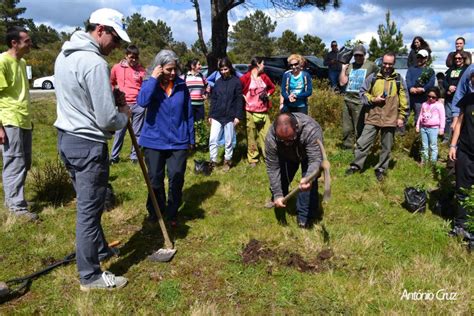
[420,127,439,162]
[57,130,110,284]
[272,159,319,225]
[209,119,235,162]
[111,104,145,161]
[328,69,340,88]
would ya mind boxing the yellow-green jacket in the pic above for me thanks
[359,71,409,127]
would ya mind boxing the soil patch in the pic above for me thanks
[242,239,334,274]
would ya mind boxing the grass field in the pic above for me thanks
[0,92,472,314]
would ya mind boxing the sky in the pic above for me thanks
[20,0,474,64]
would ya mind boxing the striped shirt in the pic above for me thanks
[184,71,207,107]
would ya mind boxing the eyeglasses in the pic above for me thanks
[383,62,394,66]
[416,55,427,59]
[354,54,364,57]
[276,135,297,146]
[289,63,299,68]
[427,95,437,100]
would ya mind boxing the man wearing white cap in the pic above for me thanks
[54,8,131,291]
[406,49,435,127]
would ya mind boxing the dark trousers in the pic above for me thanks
[455,148,474,228]
[273,159,319,224]
[352,124,395,172]
[193,105,205,122]
[282,105,308,115]
[144,148,188,221]
[57,130,110,284]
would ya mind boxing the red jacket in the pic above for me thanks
[240,71,275,111]
[110,60,146,104]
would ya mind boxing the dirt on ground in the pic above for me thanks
[242,239,334,273]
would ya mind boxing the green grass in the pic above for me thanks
[0,92,472,314]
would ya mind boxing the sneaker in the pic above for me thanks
[222,160,232,172]
[345,165,360,176]
[99,247,120,262]
[375,168,385,182]
[10,209,39,221]
[448,226,473,241]
[297,220,308,229]
[109,158,120,165]
[80,271,127,291]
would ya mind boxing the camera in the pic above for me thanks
[259,91,269,103]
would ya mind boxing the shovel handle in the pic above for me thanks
[127,120,174,249]
[281,139,331,204]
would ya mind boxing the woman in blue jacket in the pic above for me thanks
[137,50,195,226]
[281,54,313,114]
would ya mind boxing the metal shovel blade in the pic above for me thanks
[147,248,177,262]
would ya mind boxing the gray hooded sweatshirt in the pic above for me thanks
[54,31,127,142]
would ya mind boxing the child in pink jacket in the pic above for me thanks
[416,87,445,163]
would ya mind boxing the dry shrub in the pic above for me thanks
[31,159,74,206]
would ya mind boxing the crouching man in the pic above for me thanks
[54,8,131,291]
[265,113,323,228]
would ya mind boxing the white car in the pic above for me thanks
[33,75,55,90]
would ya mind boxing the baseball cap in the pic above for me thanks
[352,45,366,56]
[417,49,429,58]
[90,8,130,43]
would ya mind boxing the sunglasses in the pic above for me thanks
[383,62,394,66]
[427,95,437,100]
[289,63,299,68]
[454,57,463,60]
[104,26,121,44]
[354,54,364,57]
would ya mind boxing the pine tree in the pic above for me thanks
[229,10,276,63]
[368,10,407,61]
[0,0,31,46]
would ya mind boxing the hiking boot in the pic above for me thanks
[99,247,120,262]
[10,209,39,221]
[375,168,385,182]
[109,157,120,165]
[222,160,232,172]
[209,161,217,172]
[345,165,360,176]
[80,271,127,291]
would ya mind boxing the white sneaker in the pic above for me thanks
[80,271,127,291]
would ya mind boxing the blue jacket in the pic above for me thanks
[137,76,194,150]
[281,70,313,108]
[406,66,435,104]
[452,64,474,117]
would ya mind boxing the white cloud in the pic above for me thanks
[400,18,442,39]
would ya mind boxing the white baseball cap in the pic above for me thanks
[90,8,130,43]
[417,49,429,58]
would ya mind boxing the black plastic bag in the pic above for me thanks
[337,46,353,64]
[403,187,427,213]
[194,160,212,176]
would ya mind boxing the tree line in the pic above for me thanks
[1,0,407,78]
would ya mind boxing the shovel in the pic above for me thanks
[282,139,331,204]
[126,120,177,262]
